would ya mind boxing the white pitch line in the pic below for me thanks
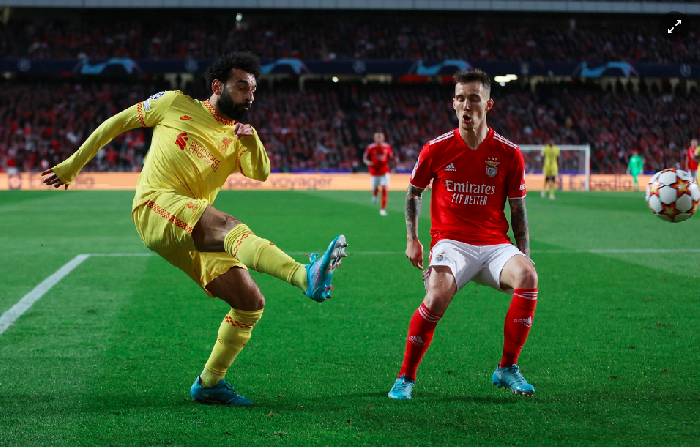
[0,254,90,335]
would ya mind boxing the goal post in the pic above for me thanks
[519,144,591,191]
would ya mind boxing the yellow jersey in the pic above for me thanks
[542,144,560,176]
[51,90,270,209]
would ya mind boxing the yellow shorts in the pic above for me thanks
[131,191,245,292]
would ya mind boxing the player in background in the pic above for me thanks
[541,141,560,200]
[686,138,698,179]
[387,69,539,400]
[627,149,644,191]
[363,131,395,216]
[41,52,347,407]
[694,140,700,184]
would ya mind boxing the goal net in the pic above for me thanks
[519,144,591,191]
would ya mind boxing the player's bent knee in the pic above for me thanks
[206,267,266,311]
[216,288,265,311]
[424,284,455,313]
[424,291,452,309]
[502,255,538,290]
[515,265,538,289]
[192,207,243,252]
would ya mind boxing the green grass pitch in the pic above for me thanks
[1,190,699,446]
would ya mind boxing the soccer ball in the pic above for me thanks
[645,168,700,222]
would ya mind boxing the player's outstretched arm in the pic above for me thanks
[405,184,425,269]
[509,197,530,258]
[44,97,170,188]
[236,123,270,182]
[43,91,177,188]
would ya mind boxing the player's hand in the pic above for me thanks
[234,123,254,137]
[406,238,424,270]
[41,169,68,190]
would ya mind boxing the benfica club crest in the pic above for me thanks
[485,157,500,177]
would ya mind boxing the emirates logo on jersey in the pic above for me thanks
[485,157,500,177]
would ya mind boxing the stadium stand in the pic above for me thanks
[0,9,698,175]
[1,79,698,174]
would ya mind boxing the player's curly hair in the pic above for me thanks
[206,51,261,86]
[453,69,492,92]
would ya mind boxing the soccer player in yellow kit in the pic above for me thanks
[542,142,560,200]
[41,52,348,406]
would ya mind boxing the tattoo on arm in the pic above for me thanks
[509,198,530,256]
[406,185,424,240]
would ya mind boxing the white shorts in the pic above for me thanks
[427,239,524,292]
[371,173,390,189]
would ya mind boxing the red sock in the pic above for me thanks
[373,187,379,198]
[380,186,388,209]
[499,288,538,367]
[398,303,443,381]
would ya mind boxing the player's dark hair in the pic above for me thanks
[453,69,492,92]
[206,51,261,86]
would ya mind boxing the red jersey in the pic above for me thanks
[364,143,394,176]
[687,146,698,171]
[410,128,527,247]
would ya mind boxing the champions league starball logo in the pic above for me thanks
[485,157,500,177]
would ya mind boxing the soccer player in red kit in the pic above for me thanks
[388,69,539,399]
[686,138,698,179]
[363,131,394,216]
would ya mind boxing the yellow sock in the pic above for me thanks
[200,308,264,387]
[224,224,307,290]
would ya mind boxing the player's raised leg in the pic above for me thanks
[493,254,538,395]
[388,266,456,399]
[192,205,347,302]
[190,267,265,406]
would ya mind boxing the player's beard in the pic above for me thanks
[216,94,250,121]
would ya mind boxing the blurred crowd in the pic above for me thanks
[1,10,697,63]
[1,80,698,175]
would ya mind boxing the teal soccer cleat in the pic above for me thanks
[387,376,414,400]
[492,364,535,396]
[305,234,347,302]
[190,376,253,406]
